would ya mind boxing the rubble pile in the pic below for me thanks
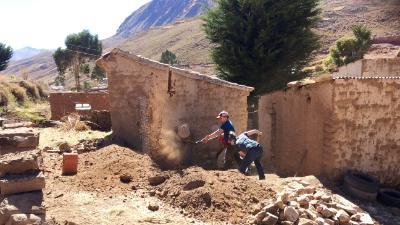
[250,179,375,225]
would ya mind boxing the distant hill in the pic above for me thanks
[2,0,399,86]
[114,0,212,38]
[11,47,48,61]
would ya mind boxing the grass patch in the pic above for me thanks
[12,101,49,124]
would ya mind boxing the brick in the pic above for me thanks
[0,128,39,155]
[62,153,78,175]
[0,150,40,177]
[0,171,45,195]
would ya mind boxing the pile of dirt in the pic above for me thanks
[52,145,275,224]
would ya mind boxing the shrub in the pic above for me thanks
[9,84,28,104]
[326,24,372,67]
[0,86,10,107]
[36,83,48,99]
[19,81,40,100]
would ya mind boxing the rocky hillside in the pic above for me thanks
[1,0,399,86]
[114,0,213,38]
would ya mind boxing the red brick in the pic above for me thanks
[62,153,78,175]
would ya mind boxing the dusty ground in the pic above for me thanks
[36,127,400,225]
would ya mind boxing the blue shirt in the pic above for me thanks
[220,120,235,142]
[234,132,259,153]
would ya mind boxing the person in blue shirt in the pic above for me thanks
[201,111,240,168]
[227,130,265,180]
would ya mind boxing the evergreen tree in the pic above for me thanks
[91,64,106,81]
[0,43,13,71]
[53,30,102,91]
[160,50,178,65]
[203,0,320,94]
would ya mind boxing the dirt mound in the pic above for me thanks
[61,145,275,224]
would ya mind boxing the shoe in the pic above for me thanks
[259,176,266,180]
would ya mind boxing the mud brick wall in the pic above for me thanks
[328,79,400,187]
[258,81,334,176]
[49,92,110,120]
[259,79,400,188]
[97,49,253,167]
[333,58,400,78]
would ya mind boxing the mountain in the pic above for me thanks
[1,0,399,86]
[11,47,48,61]
[114,0,213,38]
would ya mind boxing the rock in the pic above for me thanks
[335,203,358,215]
[261,212,278,225]
[147,203,159,211]
[298,218,318,225]
[334,209,350,225]
[281,221,294,225]
[263,203,279,214]
[255,211,266,224]
[148,175,166,186]
[275,200,285,210]
[297,194,313,208]
[314,191,324,200]
[297,186,316,195]
[288,182,305,190]
[321,207,337,218]
[288,201,299,208]
[358,213,374,225]
[321,195,332,203]
[119,174,132,184]
[305,209,318,220]
[284,206,299,222]
[309,200,319,206]
[349,221,359,225]
[324,218,335,225]
[316,218,325,225]
[5,213,42,225]
[278,192,290,203]
[58,142,71,153]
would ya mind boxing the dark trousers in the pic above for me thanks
[239,146,265,180]
[223,145,242,169]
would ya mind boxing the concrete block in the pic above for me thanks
[0,150,41,177]
[5,213,43,225]
[0,128,39,155]
[0,171,45,195]
[0,191,45,224]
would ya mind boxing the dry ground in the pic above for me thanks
[37,127,400,225]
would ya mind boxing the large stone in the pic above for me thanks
[297,194,313,208]
[5,213,42,225]
[315,218,325,225]
[334,209,350,225]
[305,209,318,220]
[261,212,278,225]
[263,203,279,214]
[284,206,299,222]
[358,213,374,225]
[297,186,316,196]
[0,150,40,177]
[0,171,45,195]
[298,218,318,225]
[0,128,39,154]
[0,192,45,224]
[255,211,266,224]
[148,175,167,186]
[335,203,358,215]
[321,207,337,218]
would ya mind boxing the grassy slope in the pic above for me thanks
[1,0,399,84]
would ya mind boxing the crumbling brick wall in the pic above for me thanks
[333,58,400,78]
[259,79,400,188]
[97,49,253,168]
[49,92,110,120]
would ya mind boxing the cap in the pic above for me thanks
[216,110,229,118]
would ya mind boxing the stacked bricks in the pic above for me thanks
[0,127,45,224]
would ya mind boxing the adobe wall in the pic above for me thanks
[259,78,400,188]
[333,58,400,78]
[49,92,110,120]
[97,49,253,168]
[258,81,334,176]
[328,79,400,187]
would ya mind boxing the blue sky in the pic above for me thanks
[0,0,151,50]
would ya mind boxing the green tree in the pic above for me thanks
[327,24,372,67]
[0,43,13,71]
[160,50,178,65]
[53,30,102,91]
[203,0,320,94]
[80,63,91,75]
[91,64,106,81]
